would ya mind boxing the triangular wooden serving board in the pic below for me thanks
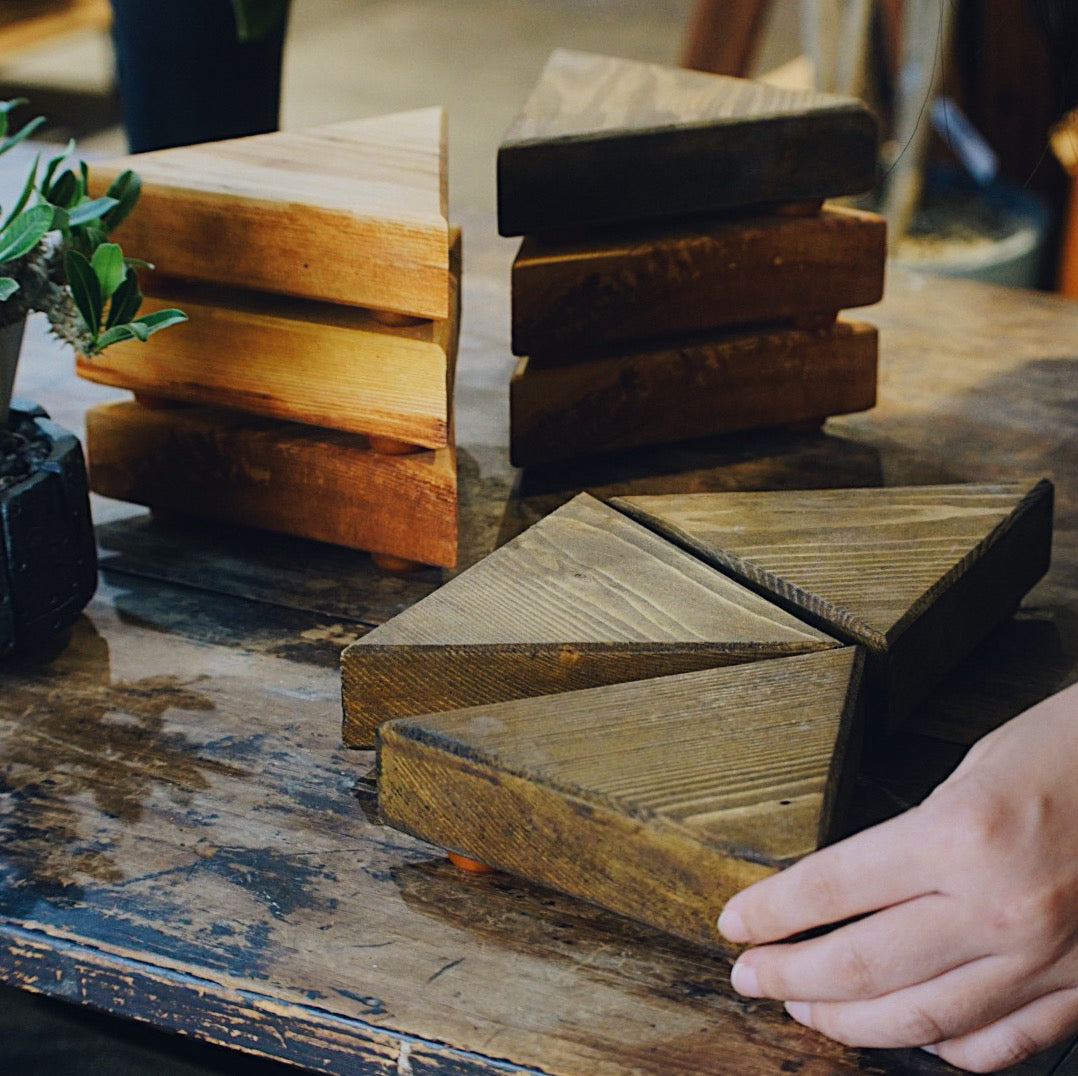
[509,320,878,466]
[86,401,458,566]
[511,205,886,355]
[378,647,865,949]
[614,480,1054,726]
[341,492,837,746]
[89,108,450,318]
[76,237,460,447]
[497,49,877,235]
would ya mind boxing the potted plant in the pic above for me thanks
[1,98,185,657]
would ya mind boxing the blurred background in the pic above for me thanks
[1,0,1076,290]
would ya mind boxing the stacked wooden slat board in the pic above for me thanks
[344,479,1053,949]
[499,50,886,466]
[80,109,461,568]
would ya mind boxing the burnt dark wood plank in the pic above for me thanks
[497,49,877,235]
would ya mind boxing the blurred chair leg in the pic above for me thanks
[680,0,771,76]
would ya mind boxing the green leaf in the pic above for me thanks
[64,248,103,338]
[40,140,75,193]
[91,243,125,298]
[133,308,187,335]
[1,153,39,230]
[0,114,45,156]
[46,169,79,209]
[103,170,141,231]
[0,203,54,263]
[105,267,142,329]
[231,0,289,41]
[0,277,18,302]
[67,195,119,228]
[93,324,140,350]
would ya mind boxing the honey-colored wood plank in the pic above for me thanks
[511,205,885,355]
[0,0,109,57]
[76,236,461,448]
[88,108,450,318]
[509,321,878,466]
[497,49,877,235]
[342,492,835,745]
[378,647,865,949]
[85,401,458,567]
[614,480,1055,727]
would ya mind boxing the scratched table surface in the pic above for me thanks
[2,208,1078,1076]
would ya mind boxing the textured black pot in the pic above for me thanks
[0,401,97,657]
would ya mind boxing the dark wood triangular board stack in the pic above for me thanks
[500,51,885,467]
[341,492,838,746]
[356,478,1053,949]
[81,110,460,568]
[377,647,865,950]
[613,479,1055,727]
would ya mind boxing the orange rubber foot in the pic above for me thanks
[448,851,493,873]
[371,551,424,574]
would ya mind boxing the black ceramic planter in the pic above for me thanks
[0,401,97,657]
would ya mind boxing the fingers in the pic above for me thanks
[780,954,1042,1052]
[718,804,937,945]
[930,987,1078,1073]
[731,892,985,1002]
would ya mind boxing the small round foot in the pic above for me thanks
[791,311,838,330]
[371,551,424,573]
[786,417,826,434]
[371,309,425,327]
[367,435,423,456]
[448,852,493,874]
[773,199,825,217]
[134,392,188,410]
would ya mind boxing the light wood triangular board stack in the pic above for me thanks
[497,49,877,236]
[89,108,450,318]
[378,647,865,950]
[341,493,838,746]
[81,110,460,567]
[614,479,1055,726]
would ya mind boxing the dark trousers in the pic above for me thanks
[109,0,290,152]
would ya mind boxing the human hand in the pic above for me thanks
[717,680,1078,1073]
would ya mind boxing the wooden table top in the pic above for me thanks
[2,212,1077,1075]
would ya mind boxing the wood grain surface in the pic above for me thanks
[511,205,886,355]
[497,49,878,235]
[85,400,458,567]
[75,235,461,448]
[88,109,450,318]
[342,492,836,745]
[510,320,878,465]
[615,480,1055,728]
[378,647,864,948]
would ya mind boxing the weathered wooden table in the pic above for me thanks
[2,214,1077,1074]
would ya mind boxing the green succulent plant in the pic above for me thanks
[0,98,186,358]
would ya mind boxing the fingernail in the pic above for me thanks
[785,1001,811,1025]
[921,1045,939,1056]
[717,903,747,941]
[730,959,759,996]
